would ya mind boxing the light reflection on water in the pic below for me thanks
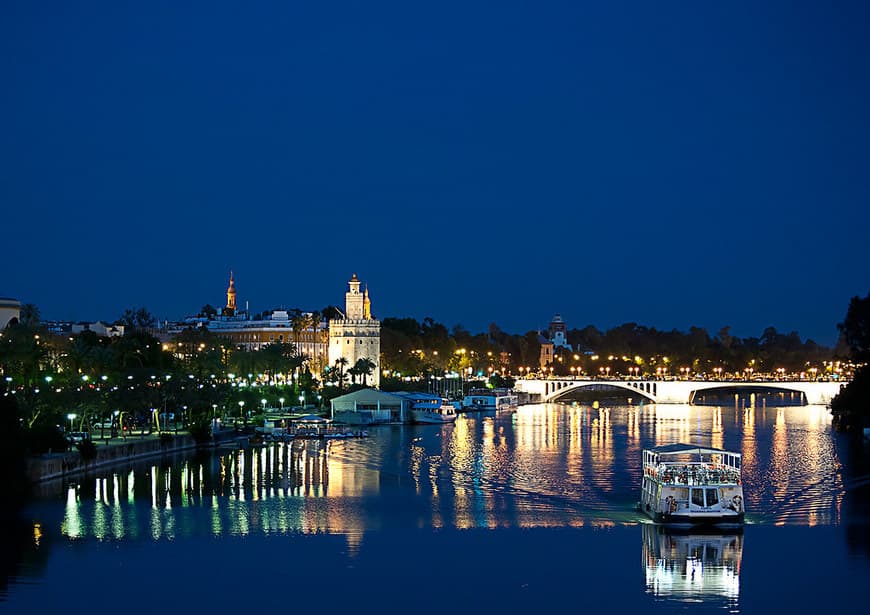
[7,402,868,613]
[48,403,846,541]
[642,525,743,606]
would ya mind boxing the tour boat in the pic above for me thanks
[639,444,745,526]
[461,388,519,412]
[411,400,458,424]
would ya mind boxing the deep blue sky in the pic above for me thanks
[2,1,868,345]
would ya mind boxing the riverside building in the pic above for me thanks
[165,273,381,383]
[168,272,329,373]
[328,274,381,388]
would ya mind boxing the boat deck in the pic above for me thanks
[645,462,740,486]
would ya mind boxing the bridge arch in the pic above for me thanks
[545,380,658,403]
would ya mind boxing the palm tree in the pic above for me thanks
[19,303,41,327]
[354,357,377,387]
[290,311,306,354]
[308,310,322,375]
[334,357,348,390]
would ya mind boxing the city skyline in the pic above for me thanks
[2,267,851,348]
[2,2,868,346]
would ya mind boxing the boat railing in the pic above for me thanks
[644,463,740,486]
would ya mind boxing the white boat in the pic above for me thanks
[411,400,458,424]
[461,388,518,412]
[639,444,745,526]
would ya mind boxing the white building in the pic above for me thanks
[328,274,381,388]
[0,297,21,329]
[71,321,125,337]
[330,388,407,424]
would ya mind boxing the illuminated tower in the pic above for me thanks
[224,271,237,316]
[345,273,364,319]
[363,286,372,320]
[329,274,381,387]
[549,313,571,350]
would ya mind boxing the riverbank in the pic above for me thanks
[25,433,197,484]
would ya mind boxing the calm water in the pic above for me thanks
[3,402,870,614]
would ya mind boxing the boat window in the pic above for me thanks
[706,488,719,507]
[691,488,705,507]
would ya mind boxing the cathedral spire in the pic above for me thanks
[224,270,237,316]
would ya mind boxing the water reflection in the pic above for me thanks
[45,403,848,544]
[642,524,743,607]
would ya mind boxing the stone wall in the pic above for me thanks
[26,435,197,483]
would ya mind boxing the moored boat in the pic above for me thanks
[639,444,745,526]
[461,388,518,412]
[411,399,458,424]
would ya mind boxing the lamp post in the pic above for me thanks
[279,397,285,411]
[67,413,77,433]
[238,400,245,427]
[261,398,267,413]
[299,393,305,410]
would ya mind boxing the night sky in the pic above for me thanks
[2,1,868,345]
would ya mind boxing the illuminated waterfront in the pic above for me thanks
[4,401,869,613]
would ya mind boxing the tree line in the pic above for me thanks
[381,317,839,379]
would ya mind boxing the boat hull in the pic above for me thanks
[410,410,456,424]
[645,510,745,526]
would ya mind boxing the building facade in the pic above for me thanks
[328,274,381,388]
[205,310,328,364]
[0,297,21,330]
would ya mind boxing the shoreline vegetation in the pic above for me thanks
[830,293,870,436]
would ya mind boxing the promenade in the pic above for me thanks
[27,431,197,485]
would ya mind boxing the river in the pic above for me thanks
[3,400,869,613]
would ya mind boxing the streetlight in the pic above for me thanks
[299,393,305,410]
[261,398,267,413]
[279,397,285,411]
[67,413,77,432]
[238,400,245,425]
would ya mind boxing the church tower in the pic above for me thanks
[223,271,237,316]
[329,274,381,388]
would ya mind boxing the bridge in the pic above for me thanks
[513,378,845,406]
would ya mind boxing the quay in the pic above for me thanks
[26,432,200,484]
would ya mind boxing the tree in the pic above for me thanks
[119,307,156,331]
[831,291,870,433]
[321,305,343,321]
[333,357,348,390]
[198,304,218,319]
[838,293,870,362]
[308,310,323,374]
[18,303,40,327]
[354,357,376,387]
